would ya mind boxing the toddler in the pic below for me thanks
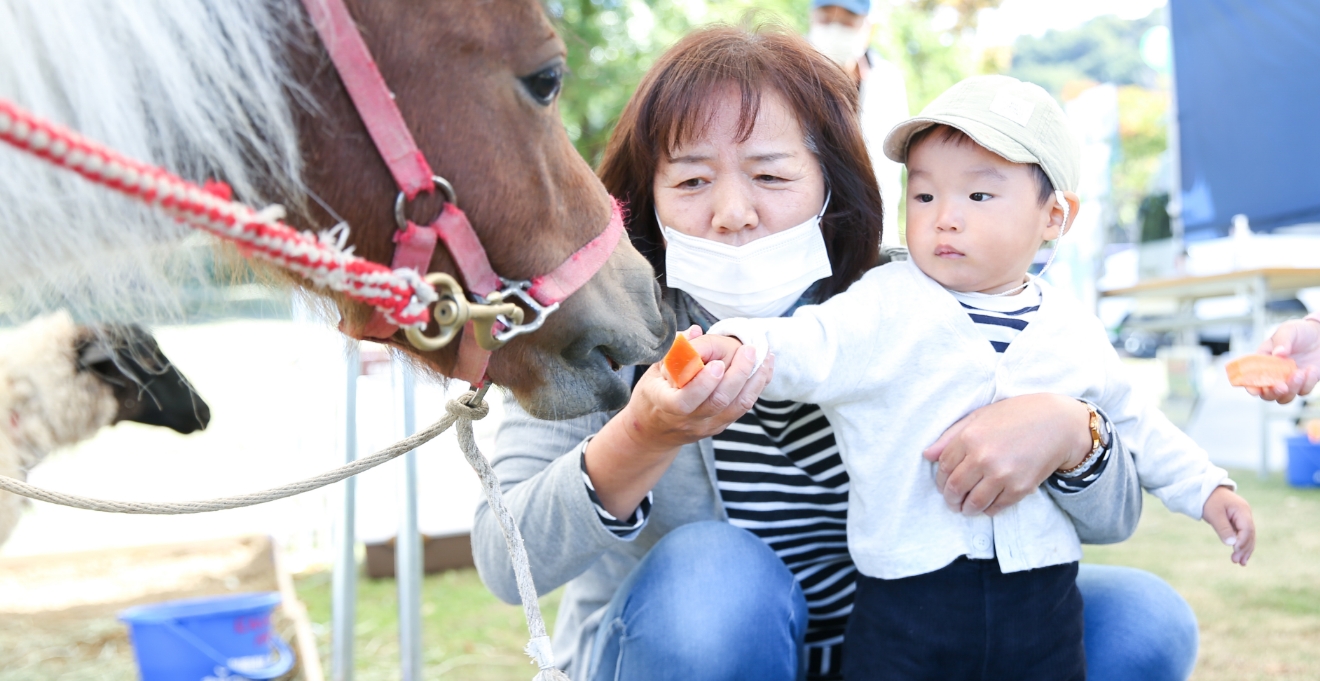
[699,75,1255,680]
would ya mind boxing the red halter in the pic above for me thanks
[301,0,624,384]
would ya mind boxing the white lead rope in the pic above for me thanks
[0,390,562,679]
[453,403,568,680]
[0,409,456,514]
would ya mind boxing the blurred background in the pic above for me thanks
[3,1,1318,680]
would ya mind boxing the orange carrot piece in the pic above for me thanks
[1225,354,1297,388]
[663,333,705,388]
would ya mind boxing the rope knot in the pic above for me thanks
[446,393,490,421]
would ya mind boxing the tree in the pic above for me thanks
[550,0,1009,164]
[1003,11,1172,244]
[551,0,804,165]
[1009,12,1163,97]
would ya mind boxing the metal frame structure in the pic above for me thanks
[333,342,426,680]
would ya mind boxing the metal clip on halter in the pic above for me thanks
[487,278,561,346]
[403,272,524,352]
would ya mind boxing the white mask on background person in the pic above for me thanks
[660,193,833,320]
[807,23,870,67]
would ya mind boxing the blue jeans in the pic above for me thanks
[586,522,1198,681]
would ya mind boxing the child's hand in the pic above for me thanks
[1248,317,1320,404]
[686,327,745,367]
[1202,486,1255,566]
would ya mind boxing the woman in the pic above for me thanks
[474,25,1197,681]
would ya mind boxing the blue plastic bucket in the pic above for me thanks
[119,592,294,681]
[1286,435,1320,488]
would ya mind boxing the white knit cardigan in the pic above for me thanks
[712,260,1230,580]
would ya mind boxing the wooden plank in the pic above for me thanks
[1101,268,1320,299]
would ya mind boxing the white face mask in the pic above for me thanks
[807,23,870,67]
[661,194,833,319]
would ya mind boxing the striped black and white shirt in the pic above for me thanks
[714,399,853,679]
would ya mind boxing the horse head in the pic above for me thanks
[0,0,670,419]
[292,0,673,418]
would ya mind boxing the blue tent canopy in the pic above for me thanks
[1170,0,1320,240]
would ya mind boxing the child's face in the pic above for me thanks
[905,136,1069,294]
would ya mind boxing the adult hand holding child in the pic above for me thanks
[923,394,1097,516]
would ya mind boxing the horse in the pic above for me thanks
[0,0,672,420]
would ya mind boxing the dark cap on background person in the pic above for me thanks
[811,0,871,17]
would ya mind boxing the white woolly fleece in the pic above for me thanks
[0,311,118,546]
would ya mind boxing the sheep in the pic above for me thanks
[0,311,209,545]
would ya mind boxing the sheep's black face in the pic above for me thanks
[75,325,210,434]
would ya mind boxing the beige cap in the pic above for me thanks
[882,75,1080,193]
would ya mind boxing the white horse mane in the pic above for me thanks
[0,0,308,324]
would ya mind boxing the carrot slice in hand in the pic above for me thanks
[1225,354,1297,388]
[663,333,706,388]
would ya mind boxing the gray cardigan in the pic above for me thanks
[472,373,1144,679]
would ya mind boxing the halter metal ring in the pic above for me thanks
[394,175,458,231]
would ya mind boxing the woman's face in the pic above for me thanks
[653,87,826,247]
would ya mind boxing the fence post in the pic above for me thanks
[332,343,360,681]
[395,361,424,680]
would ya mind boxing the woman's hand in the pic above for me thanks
[632,326,770,448]
[921,394,1093,517]
[585,325,774,519]
[1246,317,1320,404]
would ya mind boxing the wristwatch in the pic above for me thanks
[1057,402,1104,477]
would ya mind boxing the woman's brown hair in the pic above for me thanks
[598,24,884,301]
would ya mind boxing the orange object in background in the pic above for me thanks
[1307,419,1320,445]
[1226,354,1298,388]
[663,333,705,388]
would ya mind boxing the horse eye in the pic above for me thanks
[522,66,563,105]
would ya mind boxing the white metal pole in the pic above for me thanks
[332,343,360,681]
[1253,275,1271,480]
[1165,1,1186,276]
[394,361,424,680]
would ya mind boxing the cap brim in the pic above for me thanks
[883,114,1040,167]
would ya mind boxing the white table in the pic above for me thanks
[1101,268,1320,478]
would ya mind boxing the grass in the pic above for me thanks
[296,470,1320,680]
[1084,471,1320,680]
[295,568,561,681]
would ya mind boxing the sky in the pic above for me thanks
[968,0,1168,46]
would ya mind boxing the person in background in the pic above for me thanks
[1249,312,1320,403]
[807,0,910,253]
